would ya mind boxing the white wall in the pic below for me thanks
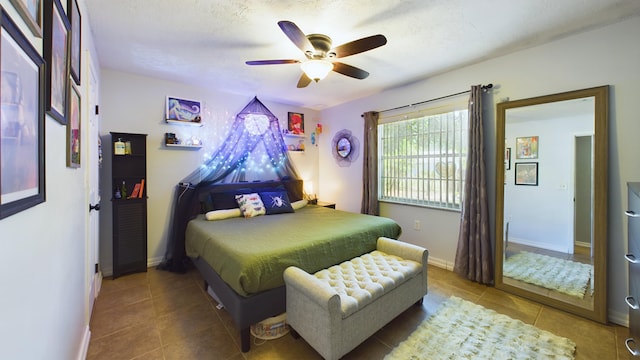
[98,71,320,273]
[319,16,640,324]
[505,114,592,253]
[0,0,99,358]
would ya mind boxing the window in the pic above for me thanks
[378,108,468,210]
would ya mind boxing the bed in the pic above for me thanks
[184,180,402,352]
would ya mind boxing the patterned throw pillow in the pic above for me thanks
[260,191,294,215]
[235,193,266,218]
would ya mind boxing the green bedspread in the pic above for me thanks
[185,205,401,296]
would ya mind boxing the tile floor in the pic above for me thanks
[87,265,628,360]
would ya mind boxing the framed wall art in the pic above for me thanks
[515,162,538,186]
[43,0,70,125]
[287,112,304,135]
[166,96,202,123]
[0,8,46,219]
[9,0,42,38]
[515,136,538,159]
[68,0,81,85]
[67,82,80,167]
[505,147,511,170]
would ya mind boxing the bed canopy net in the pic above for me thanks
[159,97,300,272]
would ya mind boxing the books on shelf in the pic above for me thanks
[127,179,145,199]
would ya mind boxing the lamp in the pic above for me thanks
[301,60,333,82]
[304,180,317,204]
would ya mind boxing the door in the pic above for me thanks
[86,51,101,316]
[574,135,593,255]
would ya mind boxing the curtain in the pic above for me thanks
[361,111,379,215]
[158,97,300,272]
[453,85,493,284]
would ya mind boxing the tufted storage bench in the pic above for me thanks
[284,237,428,360]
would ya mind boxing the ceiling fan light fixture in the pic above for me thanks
[301,60,333,82]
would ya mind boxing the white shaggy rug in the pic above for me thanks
[385,296,576,360]
[503,251,592,298]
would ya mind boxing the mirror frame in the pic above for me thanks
[494,85,608,324]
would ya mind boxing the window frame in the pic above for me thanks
[377,101,469,211]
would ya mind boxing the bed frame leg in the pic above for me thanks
[415,297,424,306]
[240,328,250,352]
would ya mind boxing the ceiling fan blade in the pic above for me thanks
[245,59,300,65]
[297,73,312,88]
[332,34,387,58]
[278,20,314,55]
[332,62,369,79]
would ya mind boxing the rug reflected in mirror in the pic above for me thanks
[385,296,576,360]
[503,251,592,298]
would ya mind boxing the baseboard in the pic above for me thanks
[101,258,163,278]
[428,256,454,271]
[76,325,91,360]
[608,308,628,327]
[148,256,163,268]
[508,237,569,253]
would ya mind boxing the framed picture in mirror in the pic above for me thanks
[515,162,538,186]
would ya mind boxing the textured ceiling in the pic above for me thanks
[84,0,640,110]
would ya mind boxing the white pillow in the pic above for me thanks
[235,193,266,218]
[205,208,241,221]
[291,199,308,210]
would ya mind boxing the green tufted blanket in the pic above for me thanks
[185,205,401,297]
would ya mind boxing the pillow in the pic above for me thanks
[259,191,294,215]
[205,208,241,221]
[235,193,266,218]
[292,199,308,210]
[211,188,251,210]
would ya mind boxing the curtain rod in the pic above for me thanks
[364,83,493,116]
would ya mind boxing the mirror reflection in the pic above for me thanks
[337,137,352,158]
[495,86,608,323]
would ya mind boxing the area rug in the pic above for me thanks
[503,251,592,298]
[385,296,576,360]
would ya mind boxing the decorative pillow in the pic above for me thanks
[205,208,242,221]
[291,199,308,210]
[259,191,294,215]
[235,193,266,218]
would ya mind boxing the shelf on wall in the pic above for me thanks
[165,143,202,149]
[283,133,306,138]
[287,149,305,153]
[166,119,203,127]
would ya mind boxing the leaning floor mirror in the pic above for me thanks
[494,86,608,323]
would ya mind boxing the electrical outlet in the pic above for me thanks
[414,220,421,231]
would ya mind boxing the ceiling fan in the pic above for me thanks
[246,20,387,88]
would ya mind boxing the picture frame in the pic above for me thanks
[287,112,304,135]
[515,136,538,159]
[67,81,80,167]
[43,0,70,125]
[505,147,511,170]
[515,162,538,186]
[68,0,80,85]
[9,0,42,38]
[166,96,201,123]
[0,8,46,219]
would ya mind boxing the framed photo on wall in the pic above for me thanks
[505,147,511,170]
[68,0,81,85]
[166,96,202,123]
[43,0,70,125]
[287,112,304,135]
[67,82,80,167]
[9,0,42,38]
[515,162,538,186]
[515,136,538,159]
[0,8,46,219]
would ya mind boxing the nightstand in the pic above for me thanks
[316,201,336,209]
